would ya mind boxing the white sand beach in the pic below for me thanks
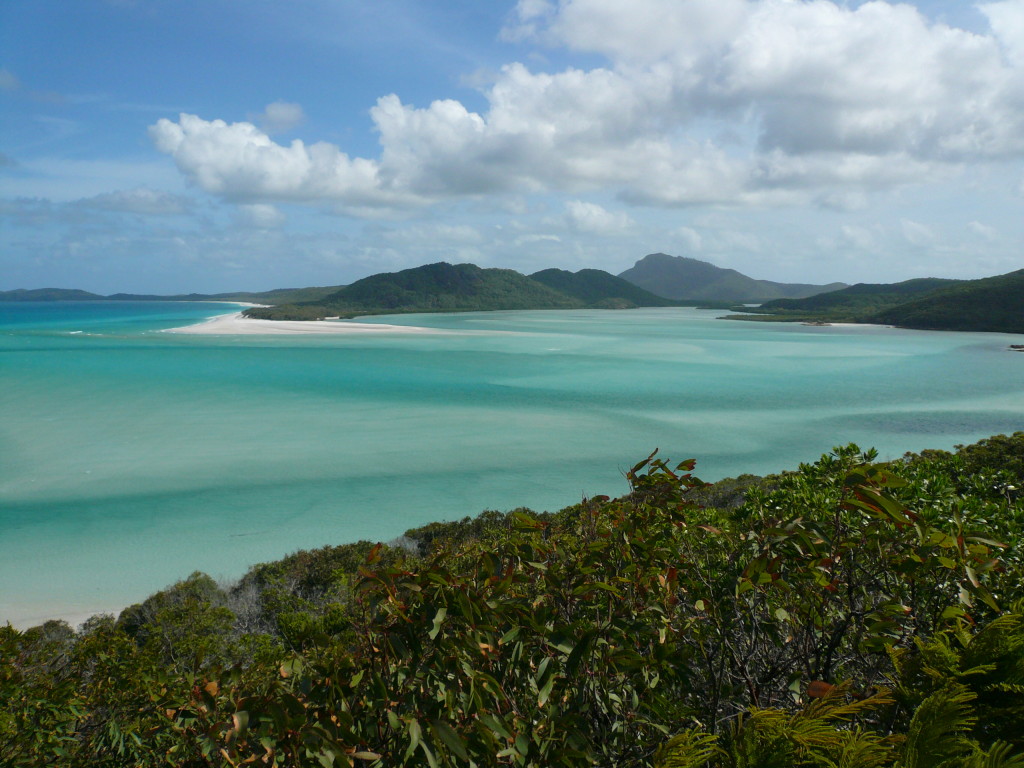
[165,311,438,335]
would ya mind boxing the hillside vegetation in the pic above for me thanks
[243,263,683,320]
[756,278,960,318]
[529,268,676,308]
[872,270,1024,333]
[736,269,1024,333]
[4,433,1024,766]
[618,253,847,302]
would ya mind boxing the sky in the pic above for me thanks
[1,0,1023,294]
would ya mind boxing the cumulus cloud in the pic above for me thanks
[980,0,1024,65]
[150,0,1024,215]
[149,113,407,206]
[253,101,306,135]
[77,187,191,215]
[564,200,633,234]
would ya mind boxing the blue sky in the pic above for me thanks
[2,0,1023,294]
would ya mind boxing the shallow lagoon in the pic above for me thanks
[2,302,1023,627]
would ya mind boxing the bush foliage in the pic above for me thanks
[3,435,1024,766]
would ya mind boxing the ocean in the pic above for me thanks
[3,301,1023,627]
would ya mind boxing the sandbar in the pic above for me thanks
[164,312,439,335]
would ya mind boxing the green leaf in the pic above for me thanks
[431,719,470,761]
[479,713,513,740]
[538,670,557,707]
[428,606,447,640]
[512,511,544,530]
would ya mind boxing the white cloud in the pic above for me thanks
[150,0,1024,216]
[564,200,633,234]
[501,0,556,42]
[149,113,407,206]
[237,203,286,228]
[253,101,306,135]
[980,0,1024,65]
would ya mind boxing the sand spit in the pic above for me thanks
[164,311,440,335]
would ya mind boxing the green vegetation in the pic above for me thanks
[529,268,677,308]
[872,270,1024,333]
[243,262,684,320]
[4,433,1024,766]
[617,253,847,302]
[8,260,1022,335]
[733,270,1024,334]
[0,288,107,301]
[752,278,960,319]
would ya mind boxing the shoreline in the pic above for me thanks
[164,311,442,335]
[5,605,122,632]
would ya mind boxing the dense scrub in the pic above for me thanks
[3,434,1024,766]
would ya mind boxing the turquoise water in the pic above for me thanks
[3,302,1023,627]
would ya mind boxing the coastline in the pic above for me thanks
[164,311,441,335]
[5,604,122,632]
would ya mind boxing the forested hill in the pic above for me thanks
[872,269,1024,333]
[243,263,683,320]
[736,269,1024,333]
[754,277,961,317]
[617,252,847,302]
[0,288,107,301]
[529,267,676,308]
[5,432,1024,766]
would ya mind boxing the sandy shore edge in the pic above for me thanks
[5,606,120,632]
[164,311,440,335]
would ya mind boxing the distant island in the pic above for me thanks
[617,252,847,302]
[0,285,345,306]
[240,258,852,321]
[733,269,1024,334]
[4,254,1023,334]
[241,262,680,320]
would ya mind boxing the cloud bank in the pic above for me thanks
[150,0,1024,216]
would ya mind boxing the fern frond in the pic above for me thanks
[901,682,978,768]
[654,730,724,768]
[802,683,894,724]
[834,728,899,768]
[963,740,1024,768]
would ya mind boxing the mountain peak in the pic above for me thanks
[619,254,846,302]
